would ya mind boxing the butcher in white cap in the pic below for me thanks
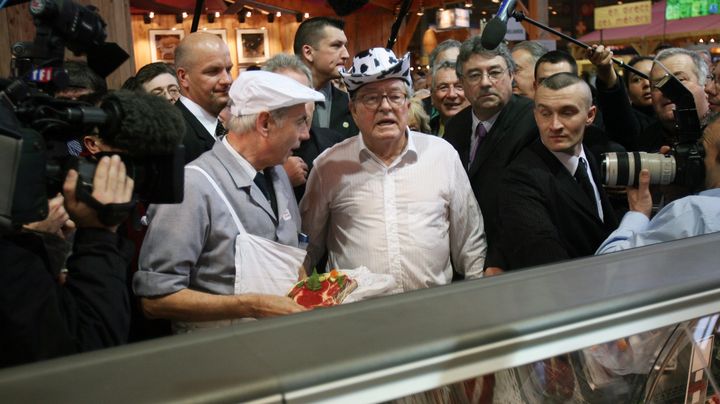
[300,47,488,291]
[134,70,324,332]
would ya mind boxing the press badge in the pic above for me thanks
[282,209,292,221]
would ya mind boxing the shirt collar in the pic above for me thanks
[357,128,417,167]
[222,136,260,181]
[548,145,589,176]
[699,188,720,197]
[471,109,500,135]
[180,95,219,137]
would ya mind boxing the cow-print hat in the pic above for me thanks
[340,48,412,93]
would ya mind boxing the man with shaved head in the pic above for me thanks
[174,32,234,163]
[497,73,618,271]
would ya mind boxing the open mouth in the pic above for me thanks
[376,118,397,127]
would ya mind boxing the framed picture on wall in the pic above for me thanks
[149,29,184,64]
[204,29,227,43]
[236,29,269,64]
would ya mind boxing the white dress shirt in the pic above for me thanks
[179,95,220,140]
[300,130,487,294]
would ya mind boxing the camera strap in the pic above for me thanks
[75,178,136,227]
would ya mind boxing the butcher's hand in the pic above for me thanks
[283,156,308,187]
[254,295,308,317]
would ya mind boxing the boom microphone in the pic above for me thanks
[480,0,517,49]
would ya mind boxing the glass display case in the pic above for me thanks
[1,232,719,403]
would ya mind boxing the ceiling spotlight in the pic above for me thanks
[149,11,155,19]
[296,13,303,22]
[276,11,281,17]
[182,11,188,19]
[711,38,716,43]
[215,11,220,18]
[699,38,705,43]
[246,10,252,17]
[143,12,152,24]
[465,2,472,8]
[304,12,310,18]
[417,8,424,15]
[267,13,275,22]
[175,13,183,23]
[207,13,215,23]
[238,12,246,23]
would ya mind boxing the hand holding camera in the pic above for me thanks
[63,155,134,232]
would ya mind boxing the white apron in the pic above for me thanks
[173,166,306,334]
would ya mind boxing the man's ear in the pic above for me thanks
[83,135,102,154]
[302,44,314,63]
[586,105,597,125]
[176,67,189,92]
[256,111,271,136]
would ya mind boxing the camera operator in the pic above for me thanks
[596,112,720,254]
[0,156,135,368]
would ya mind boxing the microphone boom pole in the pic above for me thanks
[511,10,649,80]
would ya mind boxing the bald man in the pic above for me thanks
[498,73,618,271]
[174,32,234,163]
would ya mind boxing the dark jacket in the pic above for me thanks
[0,228,133,368]
[498,139,619,270]
[443,95,538,269]
[176,99,216,164]
[321,85,359,140]
[596,76,659,151]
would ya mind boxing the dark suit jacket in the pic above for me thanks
[320,85,359,141]
[443,95,538,268]
[176,99,215,164]
[498,139,619,271]
[293,126,347,202]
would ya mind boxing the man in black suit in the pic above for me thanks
[294,17,358,140]
[498,73,618,271]
[174,32,234,163]
[444,38,537,273]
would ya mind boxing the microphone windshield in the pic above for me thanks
[481,18,507,50]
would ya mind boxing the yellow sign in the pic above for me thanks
[594,1,652,30]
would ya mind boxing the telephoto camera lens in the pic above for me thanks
[602,152,676,186]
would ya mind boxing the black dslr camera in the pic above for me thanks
[1,0,185,227]
[602,71,705,192]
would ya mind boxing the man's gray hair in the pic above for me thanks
[226,107,292,135]
[431,60,457,89]
[655,47,709,86]
[539,72,592,109]
[456,36,515,79]
[429,39,462,68]
[263,53,314,86]
[512,41,548,63]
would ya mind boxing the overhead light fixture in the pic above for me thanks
[215,11,220,18]
[304,12,310,18]
[267,13,275,22]
[238,11,246,23]
[699,38,705,43]
[417,8,424,16]
[296,12,303,22]
[276,11,281,17]
[182,11,188,19]
[711,38,716,43]
[465,2,472,8]
[207,13,215,23]
[143,12,152,24]
[175,13,183,23]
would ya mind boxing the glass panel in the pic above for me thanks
[396,314,720,403]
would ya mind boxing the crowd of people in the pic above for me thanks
[2,16,719,378]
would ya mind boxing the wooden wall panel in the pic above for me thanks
[0,0,135,89]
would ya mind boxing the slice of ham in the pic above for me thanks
[288,272,357,308]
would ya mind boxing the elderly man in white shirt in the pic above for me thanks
[300,48,487,293]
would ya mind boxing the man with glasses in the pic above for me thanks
[173,32,234,163]
[429,61,469,136]
[444,38,538,274]
[641,48,710,152]
[300,48,487,293]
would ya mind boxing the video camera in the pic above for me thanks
[0,0,185,227]
[602,69,705,192]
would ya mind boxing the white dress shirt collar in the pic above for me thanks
[180,95,220,140]
[357,129,418,168]
[222,136,259,180]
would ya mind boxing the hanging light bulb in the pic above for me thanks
[276,11,281,17]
